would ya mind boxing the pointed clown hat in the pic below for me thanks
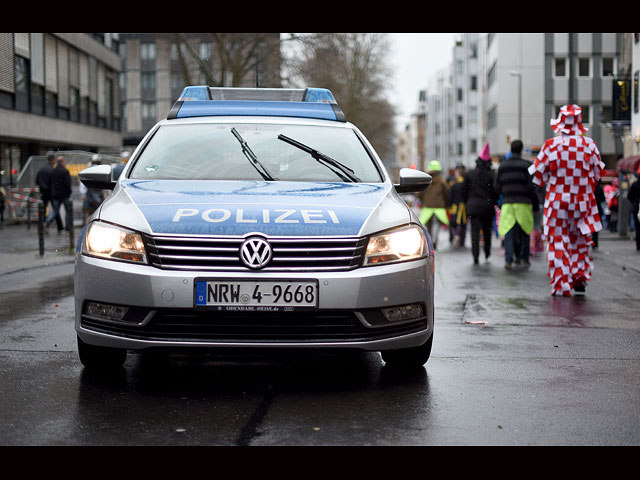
[479,142,491,161]
[550,104,588,135]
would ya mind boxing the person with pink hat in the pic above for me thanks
[528,105,605,296]
[463,142,498,264]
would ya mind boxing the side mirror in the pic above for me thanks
[394,168,432,193]
[79,164,116,190]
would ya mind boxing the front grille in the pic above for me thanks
[80,309,428,343]
[143,234,367,272]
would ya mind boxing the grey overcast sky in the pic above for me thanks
[389,33,458,132]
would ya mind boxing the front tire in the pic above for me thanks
[381,334,432,369]
[77,336,127,369]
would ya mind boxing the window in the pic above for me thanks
[457,88,463,102]
[130,123,383,183]
[141,72,156,91]
[487,62,496,88]
[140,42,156,61]
[634,71,639,114]
[487,105,497,130]
[142,101,156,120]
[14,55,30,112]
[70,87,79,122]
[469,43,477,59]
[554,58,566,77]
[457,115,463,129]
[470,75,477,91]
[470,138,477,154]
[578,58,590,77]
[457,142,463,155]
[602,58,615,77]
[199,42,212,61]
[601,105,612,123]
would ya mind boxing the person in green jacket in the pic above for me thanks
[420,160,450,250]
[495,140,540,269]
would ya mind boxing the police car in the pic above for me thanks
[75,86,434,369]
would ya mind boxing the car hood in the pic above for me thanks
[98,180,411,237]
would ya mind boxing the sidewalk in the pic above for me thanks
[0,220,81,276]
[591,229,640,273]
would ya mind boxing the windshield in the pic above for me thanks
[129,123,384,183]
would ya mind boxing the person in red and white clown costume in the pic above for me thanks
[528,105,605,296]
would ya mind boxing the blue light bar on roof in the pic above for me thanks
[168,86,345,122]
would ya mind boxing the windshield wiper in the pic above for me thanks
[277,134,360,183]
[231,127,277,181]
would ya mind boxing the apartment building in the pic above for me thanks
[0,33,123,186]
[425,34,483,172]
[117,33,282,148]
[482,33,621,167]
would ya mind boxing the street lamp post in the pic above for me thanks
[509,71,522,140]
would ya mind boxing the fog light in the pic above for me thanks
[86,302,129,322]
[382,303,424,322]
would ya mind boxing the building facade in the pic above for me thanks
[425,34,483,172]
[406,33,624,175]
[117,33,282,148]
[0,33,123,186]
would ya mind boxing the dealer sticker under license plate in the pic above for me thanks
[195,279,318,311]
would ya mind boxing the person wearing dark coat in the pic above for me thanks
[45,156,72,231]
[592,180,606,250]
[627,173,640,251]
[36,154,63,231]
[448,165,467,247]
[463,143,498,264]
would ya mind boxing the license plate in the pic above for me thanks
[194,279,318,311]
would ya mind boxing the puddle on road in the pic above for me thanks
[460,293,640,329]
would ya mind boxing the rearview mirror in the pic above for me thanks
[394,168,432,193]
[79,164,116,190]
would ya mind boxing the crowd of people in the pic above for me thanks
[416,104,640,297]
[35,153,106,233]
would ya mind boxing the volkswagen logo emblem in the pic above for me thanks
[240,237,272,269]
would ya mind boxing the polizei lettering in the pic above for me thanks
[172,208,340,224]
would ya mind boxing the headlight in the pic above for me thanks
[364,224,428,266]
[83,221,147,264]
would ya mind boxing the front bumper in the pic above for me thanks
[74,252,434,351]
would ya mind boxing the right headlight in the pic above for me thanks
[82,221,147,264]
[363,224,428,266]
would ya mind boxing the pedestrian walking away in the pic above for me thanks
[463,142,498,265]
[0,185,5,228]
[495,139,539,269]
[419,160,450,250]
[35,153,63,231]
[45,155,72,232]
[627,167,640,251]
[528,104,605,296]
[592,180,606,250]
[448,164,467,247]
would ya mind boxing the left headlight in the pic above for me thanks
[82,221,147,264]
[363,224,428,266]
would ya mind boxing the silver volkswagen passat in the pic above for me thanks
[75,87,434,369]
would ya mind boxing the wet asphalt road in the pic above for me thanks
[0,230,639,445]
